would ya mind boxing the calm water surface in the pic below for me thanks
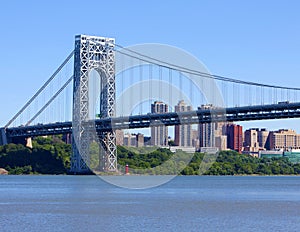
[0,175,300,232]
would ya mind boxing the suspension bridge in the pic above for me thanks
[1,34,300,173]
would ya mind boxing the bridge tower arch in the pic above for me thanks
[71,35,116,173]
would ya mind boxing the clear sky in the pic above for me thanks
[1,0,300,132]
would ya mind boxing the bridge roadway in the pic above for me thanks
[3,102,300,141]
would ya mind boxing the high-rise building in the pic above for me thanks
[198,104,215,147]
[226,124,243,153]
[199,123,215,147]
[243,128,269,152]
[136,133,144,147]
[151,101,168,146]
[215,135,227,151]
[268,129,300,150]
[198,104,225,148]
[123,133,136,147]
[174,100,193,147]
[258,128,269,149]
[115,130,124,146]
[244,128,259,152]
[191,129,199,148]
[123,133,145,147]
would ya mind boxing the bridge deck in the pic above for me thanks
[3,102,300,139]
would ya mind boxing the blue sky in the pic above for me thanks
[1,0,300,132]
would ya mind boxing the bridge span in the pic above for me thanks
[3,34,300,173]
[2,101,300,144]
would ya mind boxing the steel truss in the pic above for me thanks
[71,35,116,173]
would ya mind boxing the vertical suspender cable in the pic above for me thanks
[201,76,204,105]
[261,86,264,105]
[159,65,162,101]
[169,69,172,111]
[121,55,124,116]
[149,64,153,108]
[179,72,183,101]
[139,59,143,114]
[233,83,235,107]
[130,57,133,115]
[190,78,193,107]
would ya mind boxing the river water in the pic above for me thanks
[0,175,299,232]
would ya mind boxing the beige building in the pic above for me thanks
[136,133,144,147]
[269,129,300,150]
[191,129,199,148]
[123,133,144,147]
[198,104,226,149]
[123,133,136,147]
[174,100,193,147]
[244,129,260,152]
[258,128,269,148]
[243,128,269,152]
[215,135,227,151]
[151,101,168,146]
[115,130,124,146]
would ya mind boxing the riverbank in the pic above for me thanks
[0,168,8,174]
[1,136,300,175]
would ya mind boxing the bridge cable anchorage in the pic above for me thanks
[25,75,74,126]
[5,50,74,128]
[115,44,300,91]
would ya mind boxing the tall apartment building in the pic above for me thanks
[198,104,215,147]
[244,129,259,152]
[123,133,137,147]
[174,100,193,147]
[151,101,168,146]
[268,129,300,150]
[198,104,225,149]
[215,135,227,150]
[136,133,144,147]
[123,133,145,147]
[199,123,215,147]
[258,128,269,148]
[226,124,243,153]
[191,129,200,148]
[243,128,269,152]
[115,130,124,146]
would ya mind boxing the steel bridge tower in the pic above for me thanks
[71,35,117,173]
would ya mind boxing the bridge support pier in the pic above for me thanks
[98,131,117,172]
[0,128,7,146]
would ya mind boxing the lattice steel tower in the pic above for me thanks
[71,35,117,173]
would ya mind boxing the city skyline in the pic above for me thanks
[123,99,300,139]
[117,99,300,153]
[118,120,300,156]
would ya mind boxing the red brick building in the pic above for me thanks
[226,124,243,153]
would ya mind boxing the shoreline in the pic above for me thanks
[3,173,300,177]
